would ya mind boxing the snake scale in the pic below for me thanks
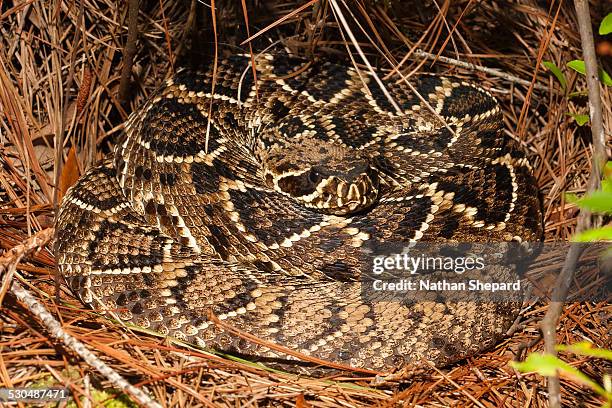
[55,54,542,372]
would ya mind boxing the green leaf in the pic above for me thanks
[557,342,612,360]
[574,114,589,126]
[568,59,587,74]
[512,353,560,376]
[511,353,610,398]
[604,161,612,180]
[572,226,612,242]
[566,112,590,126]
[567,60,612,86]
[602,178,612,194]
[567,60,586,75]
[574,191,612,212]
[601,69,612,86]
[542,61,567,91]
[565,192,580,203]
[600,13,612,35]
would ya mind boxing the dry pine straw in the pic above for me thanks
[0,0,610,406]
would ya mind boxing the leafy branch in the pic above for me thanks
[512,342,612,407]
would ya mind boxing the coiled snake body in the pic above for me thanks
[55,54,542,371]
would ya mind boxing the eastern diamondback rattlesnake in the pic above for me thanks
[55,53,542,372]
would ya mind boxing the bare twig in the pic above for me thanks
[573,7,606,175]
[0,229,162,408]
[0,229,55,305]
[411,49,550,92]
[10,281,163,408]
[540,244,585,408]
[118,0,139,103]
[0,230,54,273]
[158,0,175,75]
[540,1,608,407]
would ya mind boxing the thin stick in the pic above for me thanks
[118,0,139,103]
[0,229,55,304]
[11,281,163,408]
[158,0,174,75]
[240,0,259,103]
[411,49,549,92]
[540,244,584,408]
[573,4,606,172]
[0,229,162,408]
[540,1,608,407]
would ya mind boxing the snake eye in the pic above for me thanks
[308,170,322,184]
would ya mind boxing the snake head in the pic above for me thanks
[261,138,379,215]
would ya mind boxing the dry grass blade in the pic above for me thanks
[516,0,563,139]
[329,0,402,114]
[240,0,319,46]
[208,311,383,376]
[204,0,219,154]
[240,0,260,102]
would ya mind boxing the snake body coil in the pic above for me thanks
[55,54,542,371]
